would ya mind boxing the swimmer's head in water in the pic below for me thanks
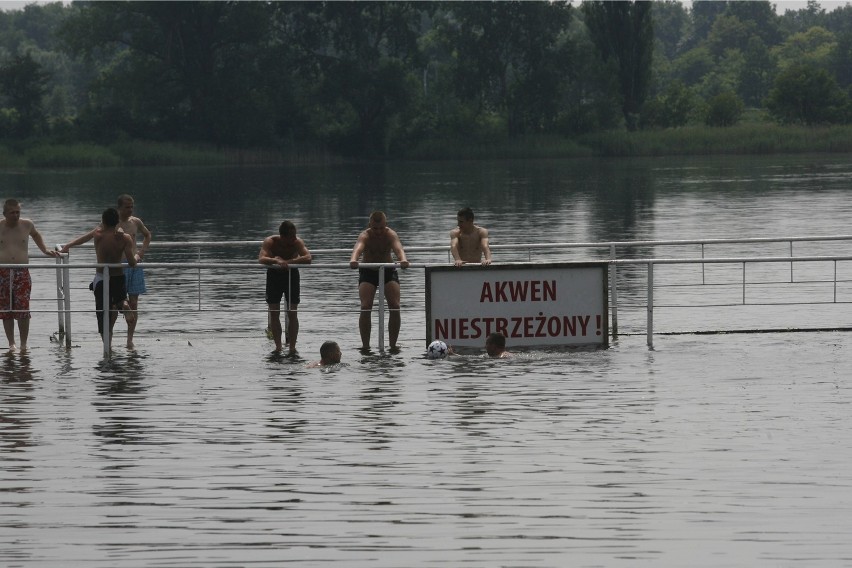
[320,341,341,364]
[485,332,506,357]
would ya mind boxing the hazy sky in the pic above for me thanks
[761,1,850,12]
[0,0,56,10]
[678,1,850,12]
[1,0,35,10]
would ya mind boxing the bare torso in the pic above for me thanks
[360,228,397,263]
[350,220,408,272]
[451,225,489,263]
[118,216,143,254]
[0,219,35,264]
[264,236,303,261]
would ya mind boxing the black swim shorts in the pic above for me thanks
[358,268,399,287]
[265,267,300,305]
[93,275,127,335]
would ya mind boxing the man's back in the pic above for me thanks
[95,229,133,275]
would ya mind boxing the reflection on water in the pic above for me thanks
[0,352,36,454]
[2,330,852,567]
[3,156,852,566]
[0,350,36,382]
[92,352,150,445]
[265,377,306,439]
[357,376,403,450]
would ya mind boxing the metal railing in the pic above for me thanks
[616,254,852,348]
[16,234,852,356]
[50,258,407,357]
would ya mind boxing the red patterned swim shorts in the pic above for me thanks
[0,268,32,320]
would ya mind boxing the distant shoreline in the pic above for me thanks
[2,124,851,168]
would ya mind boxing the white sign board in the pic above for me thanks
[426,263,608,348]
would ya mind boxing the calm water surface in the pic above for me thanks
[2,154,852,567]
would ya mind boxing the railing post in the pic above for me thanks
[284,267,290,346]
[609,245,618,338]
[63,255,72,349]
[102,267,110,358]
[378,265,386,352]
[54,251,64,336]
[647,262,654,349]
[197,247,202,311]
[790,241,794,283]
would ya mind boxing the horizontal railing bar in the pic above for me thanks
[54,234,852,253]
[47,308,410,314]
[46,299,852,312]
[503,235,852,248]
[652,327,852,335]
[8,261,462,269]
[11,255,852,271]
[657,279,852,288]
[612,255,852,265]
[38,300,852,318]
[655,300,852,307]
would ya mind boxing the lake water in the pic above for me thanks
[2,155,852,567]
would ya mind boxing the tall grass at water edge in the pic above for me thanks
[580,124,852,157]
[399,125,852,159]
[406,134,594,160]
[20,142,229,167]
[24,143,122,168]
[5,141,317,168]
[3,125,852,168]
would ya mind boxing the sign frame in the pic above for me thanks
[425,262,609,349]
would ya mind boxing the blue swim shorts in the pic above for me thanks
[123,266,147,296]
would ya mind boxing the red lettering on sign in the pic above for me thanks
[544,280,556,301]
[480,280,557,302]
[434,314,601,341]
[479,283,493,303]
[508,281,528,301]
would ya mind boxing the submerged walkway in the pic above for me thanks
[9,233,851,355]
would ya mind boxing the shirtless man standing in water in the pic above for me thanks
[116,194,152,349]
[350,211,409,349]
[92,208,136,350]
[450,207,492,267]
[0,199,60,350]
[61,194,151,349]
[259,220,311,354]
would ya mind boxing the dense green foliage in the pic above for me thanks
[582,1,654,131]
[0,0,849,162]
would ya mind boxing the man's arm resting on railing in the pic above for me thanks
[60,227,97,253]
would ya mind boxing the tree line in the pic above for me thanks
[0,0,850,158]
